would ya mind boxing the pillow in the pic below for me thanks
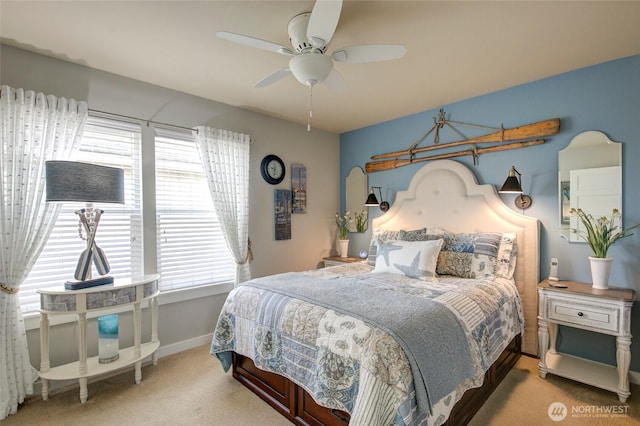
[367,227,445,267]
[373,239,444,279]
[436,232,517,280]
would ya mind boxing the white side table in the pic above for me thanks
[537,279,634,402]
[38,274,160,403]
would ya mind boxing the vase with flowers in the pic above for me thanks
[335,211,352,257]
[570,208,639,289]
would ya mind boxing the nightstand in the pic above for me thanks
[322,256,362,267]
[537,279,634,402]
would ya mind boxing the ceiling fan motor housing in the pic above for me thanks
[288,13,327,53]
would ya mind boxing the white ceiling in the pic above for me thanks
[2,1,639,134]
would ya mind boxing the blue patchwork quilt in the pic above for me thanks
[210,263,524,425]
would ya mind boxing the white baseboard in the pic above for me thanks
[630,369,640,386]
[156,333,213,358]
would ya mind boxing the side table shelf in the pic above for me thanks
[38,274,160,403]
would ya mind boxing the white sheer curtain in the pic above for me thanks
[194,127,251,283]
[0,85,87,419]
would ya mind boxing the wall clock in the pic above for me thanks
[260,154,285,185]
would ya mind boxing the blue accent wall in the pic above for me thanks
[340,55,640,369]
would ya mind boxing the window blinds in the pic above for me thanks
[154,128,235,291]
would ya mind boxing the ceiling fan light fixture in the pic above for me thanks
[289,53,333,86]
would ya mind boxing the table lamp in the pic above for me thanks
[45,161,124,289]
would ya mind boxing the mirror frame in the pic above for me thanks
[345,167,367,232]
[558,131,622,240]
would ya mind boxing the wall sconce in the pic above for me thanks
[364,186,389,211]
[499,165,532,210]
[46,161,125,289]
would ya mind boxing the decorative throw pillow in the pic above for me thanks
[367,227,445,267]
[436,232,517,280]
[373,239,444,279]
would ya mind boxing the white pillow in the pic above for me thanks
[373,239,444,279]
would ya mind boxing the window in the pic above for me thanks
[154,128,235,291]
[20,116,235,315]
[20,116,143,313]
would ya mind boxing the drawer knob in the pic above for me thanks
[577,312,584,317]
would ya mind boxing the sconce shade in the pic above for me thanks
[498,165,532,209]
[365,191,380,206]
[499,176,523,193]
[365,186,389,211]
[46,161,125,204]
[499,166,523,193]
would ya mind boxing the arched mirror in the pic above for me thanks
[559,131,622,240]
[345,167,367,232]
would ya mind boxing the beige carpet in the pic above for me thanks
[4,345,639,425]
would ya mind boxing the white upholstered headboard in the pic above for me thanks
[372,160,540,356]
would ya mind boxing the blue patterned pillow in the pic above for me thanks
[436,232,517,280]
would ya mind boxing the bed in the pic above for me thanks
[210,160,539,425]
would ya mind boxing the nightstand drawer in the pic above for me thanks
[548,299,618,332]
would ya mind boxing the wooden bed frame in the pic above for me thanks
[232,160,539,425]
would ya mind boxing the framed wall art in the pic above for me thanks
[561,180,570,224]
[291,163,307,214]
[274,189,291,240]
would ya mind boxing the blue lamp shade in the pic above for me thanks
[45,161,125,204]
[98,314,119,363]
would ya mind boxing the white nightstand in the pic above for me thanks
[322,256,363,267]
[537,279,634,402]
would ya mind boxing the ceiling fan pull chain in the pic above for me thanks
[307,85,313,132]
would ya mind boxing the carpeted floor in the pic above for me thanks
[4,345,639,425]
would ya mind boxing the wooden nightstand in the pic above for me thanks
[322,256,362,267]
[537,279,634,402]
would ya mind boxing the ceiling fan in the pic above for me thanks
[217,0,406,130]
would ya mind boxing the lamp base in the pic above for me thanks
[65,276,114,290]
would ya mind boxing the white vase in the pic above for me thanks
[339,239,350,258]
[589,256,613,290]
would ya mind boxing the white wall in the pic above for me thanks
[1,45,340,392]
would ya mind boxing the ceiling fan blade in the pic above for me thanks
[306,0,343,48]
[217,31,295,56]
[255,68,291,88]
[321,69,346,94]
[332,44,407,63]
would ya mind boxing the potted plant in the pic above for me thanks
[570,208,639,289]
[335,211,352,257]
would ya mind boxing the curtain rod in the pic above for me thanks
[1,86,198,134]
[88,108,197,134]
